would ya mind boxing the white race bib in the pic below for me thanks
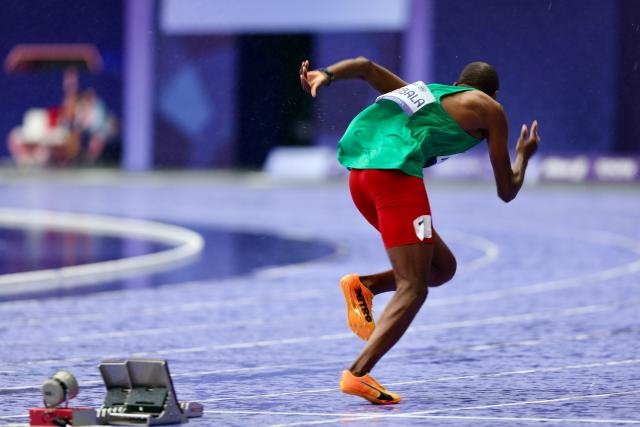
[376,81,436,116]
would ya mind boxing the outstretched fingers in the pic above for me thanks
[299,60,311,93]
[530,120,540,141]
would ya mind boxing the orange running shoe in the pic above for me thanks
[339,274,374,340]
[340,370,401,404]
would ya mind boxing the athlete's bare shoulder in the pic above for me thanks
[441,89,503,138]
[458,90,502,115]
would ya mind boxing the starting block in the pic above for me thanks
[28,359,202,426]
[96,359,203,425]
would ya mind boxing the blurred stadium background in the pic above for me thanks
[1,0,638,176]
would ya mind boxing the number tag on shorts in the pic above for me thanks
[376,81,436,116]
[413,215,432,241]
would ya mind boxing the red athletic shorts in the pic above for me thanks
[349,169,434,249]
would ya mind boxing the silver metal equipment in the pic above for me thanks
[41,371,79,408]
[96,359,203,426]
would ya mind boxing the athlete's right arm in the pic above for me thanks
[299,58,407,97]
[486,104,540,203]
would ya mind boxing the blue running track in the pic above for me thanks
[0,173,638,426]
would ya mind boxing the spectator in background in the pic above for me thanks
[5,108,64,166]
[6,69,117,167]
[75,88,117,163]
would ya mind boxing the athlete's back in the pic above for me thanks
[300,57,539,202]
[337,82,486,177]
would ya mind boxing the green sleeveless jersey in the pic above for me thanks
[337,82,482,178]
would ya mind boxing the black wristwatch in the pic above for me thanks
[319,68,336,86]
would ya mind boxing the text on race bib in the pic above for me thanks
[376,81,436,116]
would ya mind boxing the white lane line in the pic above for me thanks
[0,227,620,344]
[204,409,368,417]
[2,223,635,330]
[0,208,203,296]
[430,229,640,307]
[0,226,339,312]
[197,358,640,404]
[271,389,640,426]
[0,289,325,328]
[3,327,634,395]
[390,359,640,387]
[4,274,625,348]
[197,390,640,425]
[7,401,637,425]
[446,230,500,273]
[410,300,630,334]
[3,299,637,367]
[431,257,640,307]
[404,389,640,416]
[57,319,266,342]
[210,412,640,426]
[0,223,630,324]
[376,415,640,424]
[0,225,497,321]
[0,414,28,419]
[4,228,494,334]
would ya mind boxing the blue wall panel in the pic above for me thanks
[313,33,402,147]
[433,0,618,154]
[153,36,237,167]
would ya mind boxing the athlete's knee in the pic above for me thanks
[396,278,429,303]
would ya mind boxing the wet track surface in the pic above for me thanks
[0,225,335,301]
[0,228,169,274]
[0,174,638,426]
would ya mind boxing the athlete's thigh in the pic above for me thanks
[349,169,380,230]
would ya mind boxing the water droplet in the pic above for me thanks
[548,1,553,11]
[634,61,639,71]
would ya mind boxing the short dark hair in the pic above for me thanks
[457,62,499,96]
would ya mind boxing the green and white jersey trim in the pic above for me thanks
[375,81,436,116]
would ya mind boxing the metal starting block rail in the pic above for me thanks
[97,359,203,426]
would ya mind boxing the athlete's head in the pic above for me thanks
[455,62,499,98]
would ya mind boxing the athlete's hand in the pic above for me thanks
[516,120,540,160]
[299,60,329,98]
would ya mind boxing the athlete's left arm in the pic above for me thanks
[300,58,407,97]
[485,102,540,203]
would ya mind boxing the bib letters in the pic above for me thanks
[376,81,436,116]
